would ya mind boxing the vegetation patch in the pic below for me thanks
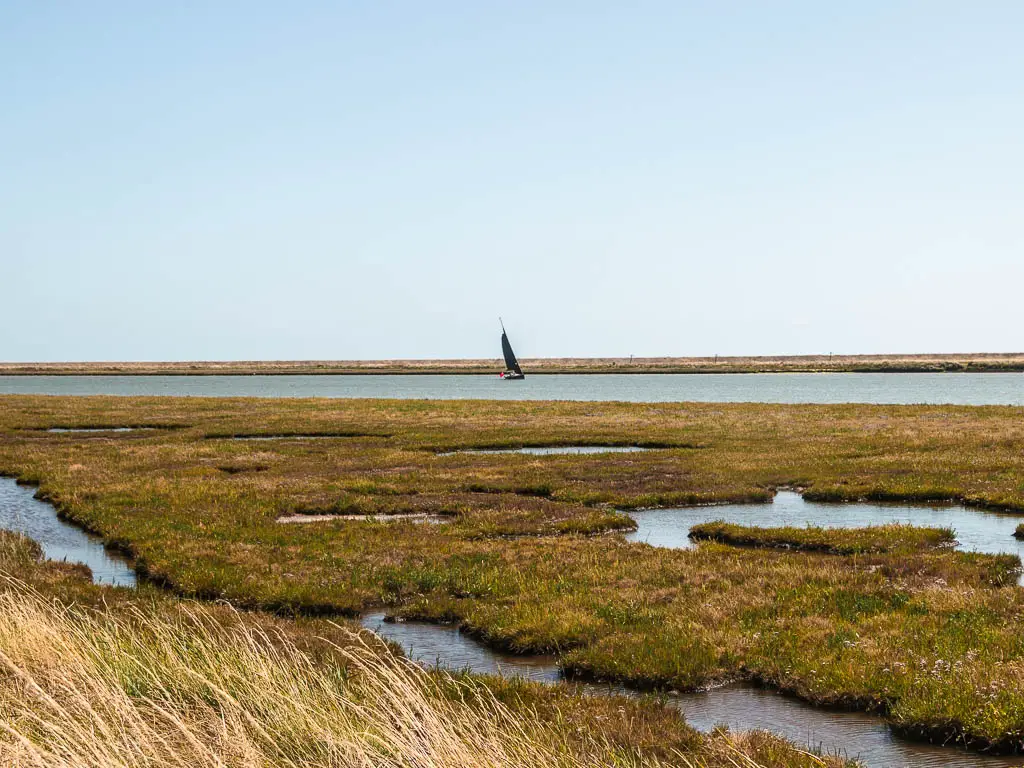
[689,521,957,555]
[464,481,556,497]
[205,430,390,440]
[216,463,270,474]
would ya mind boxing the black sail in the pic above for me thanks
[501,331,522,374]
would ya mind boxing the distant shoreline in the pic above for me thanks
[4,354,1024,376]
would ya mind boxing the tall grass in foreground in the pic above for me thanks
[0,582,831,768]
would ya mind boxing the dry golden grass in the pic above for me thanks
[0,583,596,767]
[0,577,846,768]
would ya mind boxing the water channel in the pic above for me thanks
[0,478,136,587]
[360,610,1024,768]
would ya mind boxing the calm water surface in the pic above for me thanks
[361,611,561,682]
[627,491,1024,569]
[6,372,1024,404]
[441,446,651,456]
[0,479,135,586]
[47,427,138,433]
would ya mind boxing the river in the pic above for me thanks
[5,372,1024,404]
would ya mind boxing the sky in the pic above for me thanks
[2,2,1023,361]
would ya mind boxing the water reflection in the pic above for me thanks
[361,611,560,682]
[626,492,1024,572]
[440,446,651,456]
[0,479,136,587]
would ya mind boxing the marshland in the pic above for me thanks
[3,394,1024,765]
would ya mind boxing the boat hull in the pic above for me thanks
[500,371,525,380]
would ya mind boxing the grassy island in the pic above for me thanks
[687,521,958,555]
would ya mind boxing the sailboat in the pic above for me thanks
[499,319,525,380]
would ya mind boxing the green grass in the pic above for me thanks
[3,395,1024,751]
[688,521,957,554]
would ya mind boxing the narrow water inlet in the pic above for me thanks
[361,611,561,682]
[0,478,135,587]
[360,611,1024,768]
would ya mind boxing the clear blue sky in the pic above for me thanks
[3,2,1023,361]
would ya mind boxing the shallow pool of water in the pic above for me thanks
[625,492,1024,566]
[0,479,136,587]
[440,445,652,456]
[47,427,138,433]
[361,611,561,682]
